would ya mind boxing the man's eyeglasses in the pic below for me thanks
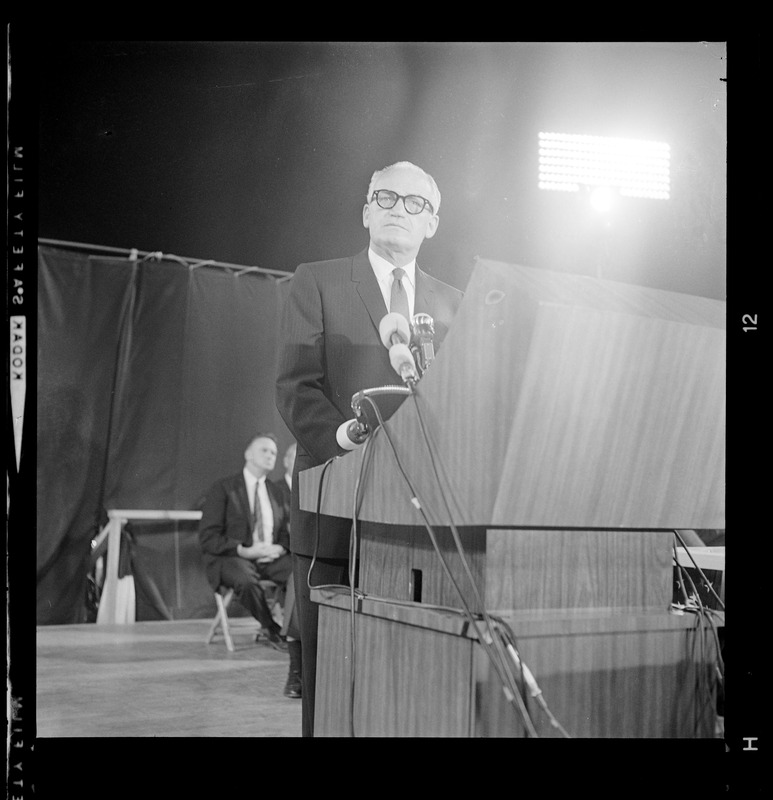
[371,189,434,216]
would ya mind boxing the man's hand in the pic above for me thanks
[237,542,285,562]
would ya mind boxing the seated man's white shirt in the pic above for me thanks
[242,468,274,545]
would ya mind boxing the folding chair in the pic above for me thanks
[205,580,281,652]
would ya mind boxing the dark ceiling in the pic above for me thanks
[34,40,727,298]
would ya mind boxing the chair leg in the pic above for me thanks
[206,588,235,652]
[219,591,235,652]
[205,603,220,644]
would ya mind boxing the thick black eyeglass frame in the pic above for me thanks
[370,189,434,215]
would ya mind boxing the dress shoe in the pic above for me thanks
[262,629,289,652]
[284,670,302,699]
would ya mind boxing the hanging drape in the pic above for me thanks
[36,245,291,624]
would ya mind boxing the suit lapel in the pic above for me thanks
[352,248,388,335]
[235,474,252,527]
[414,266,436,318]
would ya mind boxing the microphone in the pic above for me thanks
[380,313,418,385]
[344,418,369,445]
[379,312,411,349]
[389,342,418,385]
[411,313,435,373]
[346,384,413,447]
[346,391,372,444]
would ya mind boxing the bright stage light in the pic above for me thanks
[589,186,616,214]
[538,132,671,200]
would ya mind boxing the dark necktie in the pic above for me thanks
[390,267,410,322]
[252,481,264,543]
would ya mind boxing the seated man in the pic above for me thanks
[199,432,292,653]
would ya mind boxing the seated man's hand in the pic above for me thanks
[237,541,285,562]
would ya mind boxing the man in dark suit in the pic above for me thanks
[276,161,463,736]
[198,433,292,654]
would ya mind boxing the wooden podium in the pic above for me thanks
[300,258,725,737]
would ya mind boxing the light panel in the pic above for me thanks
[538,132,671,200]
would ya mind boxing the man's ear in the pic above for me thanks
[424,214,439,239]
[362,203,371,229]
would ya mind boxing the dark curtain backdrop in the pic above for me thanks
[37,248,135,625]
[37,245,290,624]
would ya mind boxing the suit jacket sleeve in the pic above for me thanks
[275,262,348,464]
[198,479,243,557]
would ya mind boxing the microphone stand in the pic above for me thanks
[351,385,412,423]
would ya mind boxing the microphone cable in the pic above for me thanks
[304,419,384,737]
[672,529,725,611]
[360,394,540,737]
[489,614,573,738]
[345,425,381,737]
[409,388,570,737]
[307,455,336,592]
[671,531,725,681]
[307,453,367,600]
[671,533,725,735]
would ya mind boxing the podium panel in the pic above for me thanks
[357,523,488,612]
[313,589,719,738]
[484,528,675,612]
[357,525,675,615]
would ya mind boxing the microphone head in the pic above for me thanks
[379,312,411,348]
[411,312,434,336]
[389,342,418,381]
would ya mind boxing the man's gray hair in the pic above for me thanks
[367,161,441,214]
[245,432,278,450]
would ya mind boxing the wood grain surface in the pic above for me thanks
[312,589,721,738]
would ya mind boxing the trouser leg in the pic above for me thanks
[288,638,302,675]
[219,557,279,633]
[255,552,294,629]
[292,552,349,738]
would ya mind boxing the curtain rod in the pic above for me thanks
[38,238,295,281]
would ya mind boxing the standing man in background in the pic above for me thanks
[276,161,463,736]
[277,442,296,509]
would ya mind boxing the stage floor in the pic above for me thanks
[35,617,725,741]
[36,619,302,737]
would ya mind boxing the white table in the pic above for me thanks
[95,509,203,624]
